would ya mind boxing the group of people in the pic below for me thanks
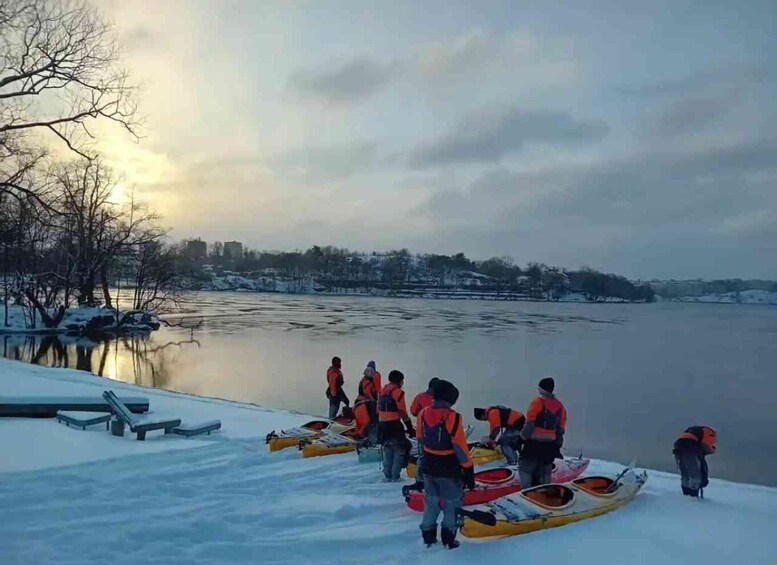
[325,357,567,549]
[325,357,718,549]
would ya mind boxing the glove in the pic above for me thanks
[405,421,416,437]
[461,465,476,490]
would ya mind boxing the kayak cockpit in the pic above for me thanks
[572,476,618,496]
[521,485,575,509]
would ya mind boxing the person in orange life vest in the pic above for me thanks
[411,377,440,417]
[473,406,526,466]
[673,426,716,498]
[326,356,349,420]
[417,379,474,550]
[404,377,441,492]
[358,367,379,401]
[378,370,415,481]
[353,395,378,445]
[519,377,567,488]
[367,360,381,391]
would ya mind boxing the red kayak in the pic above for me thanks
[404,457,590,512]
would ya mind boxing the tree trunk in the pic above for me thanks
[101,265,113,309]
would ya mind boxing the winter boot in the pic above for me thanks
[441,528,460,549]
[421,528,437,547]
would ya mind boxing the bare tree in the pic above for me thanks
[0,0,138,204]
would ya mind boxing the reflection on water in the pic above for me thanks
[1,332,200,390]
[3,292,777,486]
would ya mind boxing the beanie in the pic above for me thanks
[367,361,376,370]
[538,377,555,394]
[473,407,486,421]
[388,370,405,384]
[332,356,341,368]
[433,379,459,405]
[428,377,440,390]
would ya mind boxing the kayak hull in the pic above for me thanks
[405,458,591,512]
[266,419,353,452]
[460,470,647,538]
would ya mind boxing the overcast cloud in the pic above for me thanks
[98,0,777,279]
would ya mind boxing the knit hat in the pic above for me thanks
[331,356,341,368]
[538,377,555,394]
[473,407,486,421]
[428,377,440,390]
[388,370,405,384]
[363,367,374,377]
[433,379,459,405]
[367,361,376,369]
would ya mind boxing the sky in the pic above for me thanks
[94,0,777,280]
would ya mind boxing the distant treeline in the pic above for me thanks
[176,244,656,303]
[651,279,777,299]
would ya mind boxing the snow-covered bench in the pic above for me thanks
[102,390,181,441]
[0,396,150,417]
[171,420,222,437]
[56,410,112,430]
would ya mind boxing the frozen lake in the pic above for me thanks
[3,292,776,485]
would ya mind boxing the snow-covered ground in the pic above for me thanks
[1,359,775,565]
[0,304,158,334]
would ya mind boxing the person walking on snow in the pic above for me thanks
[326,356,349,420]
[473,405,526,466]
[519,377,567,488]
[378,370,414,481]
[417,379,475,550]
[673,426,716,498]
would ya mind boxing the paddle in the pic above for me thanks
[457,508,498,527]
[604,457,637,493]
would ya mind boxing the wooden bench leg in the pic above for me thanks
[137,430,146,441]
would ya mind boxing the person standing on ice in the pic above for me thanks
[673,426,717,498]
[473,405,526,466]
[519,377,567,488]
[326,356,349,419]
[378,370,415,481]
[416,379,475,549]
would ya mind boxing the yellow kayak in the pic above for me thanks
[266,418,354,452]
[460,469,647,538]
[299,428,363,458]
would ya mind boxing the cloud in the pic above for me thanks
[120,26,163,53]
[618,66,768,98]
[407,106,608,168]
[288,57,394,105]
[647,95,735,138]
[271,142,377,182]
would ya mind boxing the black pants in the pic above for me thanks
[675,450,708,496]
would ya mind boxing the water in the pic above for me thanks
[3,292,776,486]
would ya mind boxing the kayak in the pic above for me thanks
[404,457,591,512]
[406,442,504,479]
[266,418,354,452]
[459,468,648,538]
[299,428,364,458]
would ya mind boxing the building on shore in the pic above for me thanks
[186,239,207,261]
[224,241,243,260]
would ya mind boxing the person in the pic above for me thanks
[416,379,474,550]
[519,377,567,488]
[353,394,378,445]
[473,405,526,465]
[673,426,717,497]
[326,356,349,420]
[378,370,415,481]
[367,360,382,392]
[410,377,440,417]
[405,377,441,493]
[358,366,379,401]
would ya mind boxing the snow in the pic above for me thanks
[1,358,775,565]
[0,304,151,334]
[668,290,777,305]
